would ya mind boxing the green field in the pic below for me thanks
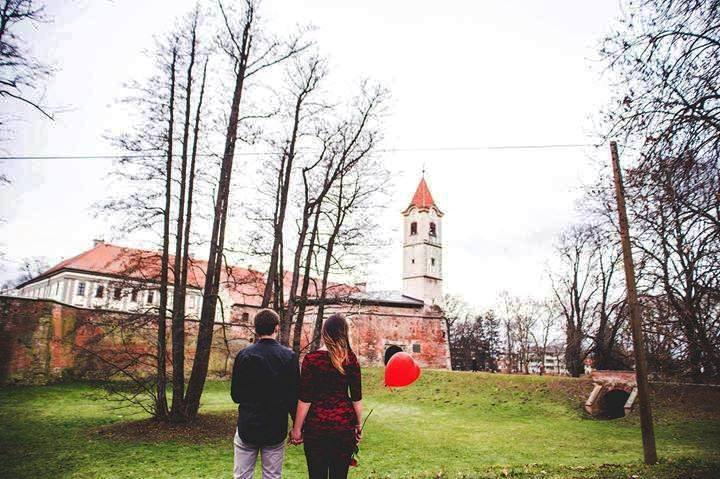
[1,369,719,478]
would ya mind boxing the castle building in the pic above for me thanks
[5,177,450,380]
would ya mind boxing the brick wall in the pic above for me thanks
[1,295,449,385]
[0,296,252,385]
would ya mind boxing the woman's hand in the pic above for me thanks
[354,425,363,443]
[289,427,303,445]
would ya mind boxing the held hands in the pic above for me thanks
[288,427,303,446]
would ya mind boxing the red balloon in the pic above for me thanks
[384,352,421,387]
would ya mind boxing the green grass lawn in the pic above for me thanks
[1,369,719,478]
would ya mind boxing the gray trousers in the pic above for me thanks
[233,429,286,479]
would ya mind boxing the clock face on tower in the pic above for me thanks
[402,177,443,306]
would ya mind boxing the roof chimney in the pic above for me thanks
[93,239,105,248]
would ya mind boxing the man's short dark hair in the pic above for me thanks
[254,309,279,336]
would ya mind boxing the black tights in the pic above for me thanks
[303,442,350,479]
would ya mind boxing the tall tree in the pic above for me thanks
[260,57,326,309]
[286,84,387,351]
[168,8,200,422]
[601,0,720,381]
[183,0,308,418]
[157,41,178,420]
[549,226,599,377]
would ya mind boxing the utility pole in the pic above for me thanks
[610,141,658,465]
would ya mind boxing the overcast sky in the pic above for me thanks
[0,0,622,311]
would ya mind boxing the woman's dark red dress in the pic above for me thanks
[300,349,362,477]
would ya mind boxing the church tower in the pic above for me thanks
[402,176,443,305]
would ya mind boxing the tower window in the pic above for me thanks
[410,222,417,235]
[431,258,436,266]
[411,258,415,264]
[429,222,437,236]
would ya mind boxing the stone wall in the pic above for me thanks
[1,295,449,385]
[230,302,449,369]
[0,296,252,385]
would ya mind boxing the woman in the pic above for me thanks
[291,314,362,479]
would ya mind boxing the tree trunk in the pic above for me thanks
[184,12,252,419]
[262,94,303,308]
[565,325,583,377]
[169,23,197,422]
[281,206,311,345]
[292,203,322,352]
[155,45,178,420]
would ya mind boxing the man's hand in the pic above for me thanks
[354,425,362,443]
[288,427,303,445]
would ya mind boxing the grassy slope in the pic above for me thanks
[0,369,719,478]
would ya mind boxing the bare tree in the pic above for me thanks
[439,294,473,369]
[0,256,49,290]
[549,226,599,377]
[308,155,391,352]
[600,0,720,381]
[0,0,54,136]
[184,0,309,419]
[529,300,562,372]
[259,56,327,310]
[99,4,214,420]
[286,84,387,351]
[602,0,720,180]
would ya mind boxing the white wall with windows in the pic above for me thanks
[15,271,204,319]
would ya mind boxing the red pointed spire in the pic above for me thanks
[403,176,443,215]
[410,177,435,209]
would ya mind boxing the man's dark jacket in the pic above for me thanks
[231,338,299,446]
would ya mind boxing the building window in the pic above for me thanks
[55,283,60,295]
[431,258,436,266]
[95,285,104,298]
[429,222,437,236]
[131,289,138,302]
[188,295,196,309]
[113,288,122,300]
[411,258,415,264]
[413,343,421,353]
[242,312,249,323]
[147,291,154,304]
[77,282,86,296]
[410,222,417,235]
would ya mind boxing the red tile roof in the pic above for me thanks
[23,242,359,307]
[403,177,443,215]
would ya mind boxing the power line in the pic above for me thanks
[0,143,603,161]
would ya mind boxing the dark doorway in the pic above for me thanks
[599,389,630,419]
[384,345,403,365]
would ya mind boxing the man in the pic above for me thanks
[231,309,299,479]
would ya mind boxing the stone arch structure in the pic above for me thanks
[384,345,404,365]
[584,370,638,419]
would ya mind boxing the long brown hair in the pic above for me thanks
[322,314,350,374]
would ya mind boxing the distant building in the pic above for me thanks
[528,343,568,375]
[496,343,569,375]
